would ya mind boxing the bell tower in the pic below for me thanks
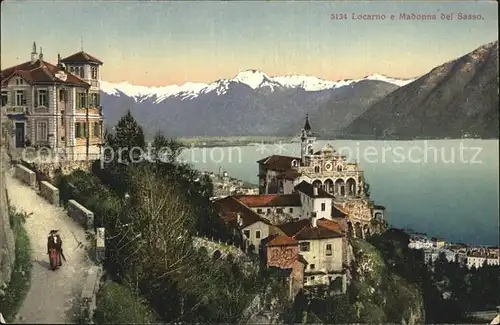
[300,114,316,165]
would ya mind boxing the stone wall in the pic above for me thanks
[0,150,15,290]
[14,164,36,188]
[80,265,103,324]
[39,181,60,206]
[67,200,94,230]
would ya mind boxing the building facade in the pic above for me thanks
[1,42,104,161]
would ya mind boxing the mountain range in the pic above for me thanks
[100,41,499,139]
[100,72,414,138]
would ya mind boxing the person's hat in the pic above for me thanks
[49,230,59,234]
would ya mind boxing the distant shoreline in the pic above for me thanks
[176,136,498,148]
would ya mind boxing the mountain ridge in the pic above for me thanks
[341,41,499,139]
[100,71,416,103]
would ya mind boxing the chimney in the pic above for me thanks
[31,41,37,63]
[313,186,318,196]
[311,212,317,227]
[39,47,44,61]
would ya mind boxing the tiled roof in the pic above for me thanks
[213,196,270,229]
[60,51,103,65]
[234,193,302,207]
[277,218,344,241]
[1,59,89,87]
[294,181,334,199]
[267,235,299,247]
[257,155,300,171]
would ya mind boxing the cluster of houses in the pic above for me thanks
[212,116,387,297]
[408,234,500,269]
[203,168,259,199]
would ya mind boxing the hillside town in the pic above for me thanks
[408,233,500,268]
[202,168,259,199]
[211,116,388,295]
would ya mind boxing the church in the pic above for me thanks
[256,115,386,238]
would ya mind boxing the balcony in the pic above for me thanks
[5,106,27,115]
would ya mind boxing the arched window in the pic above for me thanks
[314,166,320,173]
[337,165,343,172]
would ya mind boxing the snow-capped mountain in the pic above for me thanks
[100,70,416,137]
[100,70,416,103]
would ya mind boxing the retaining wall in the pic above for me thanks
[67,200,94,230]
[39,181,60,206]
[80,265,103,324]
[14,164,36,188]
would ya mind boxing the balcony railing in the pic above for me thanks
[5,106,27,115]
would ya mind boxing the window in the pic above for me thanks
[36,89,48,107]
[255,230,261,239]
[75,122,86,138]
[300,242,310,252]
[289,208,293,213]
[73,66,84,78]
[15,78,24,85]
[90,93,100,107]
[256,208,262,214]
[310,264,315,270]
[326,244,332,256]
[243,230,250,238]
[321,203,326,211]
[15,90,25,106]
[59,89,67,102]
[36,121,48,141]
[314,166,320,173]
[310,276,315,281]
[93,122,101,137]
[276,208,283,214]
[77,93,87,108]
[0,91,7,106]
[266,208,270,214]
[69,66,74,73]
[61,111,65,126]
[91,66,98,79]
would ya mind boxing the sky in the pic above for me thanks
[1,1,498,87]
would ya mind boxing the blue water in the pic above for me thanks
[180,140,499,246]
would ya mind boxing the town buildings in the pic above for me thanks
[1,42,104,161]
[213,116,386,296]
[257,115,385,238]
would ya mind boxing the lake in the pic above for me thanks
[180,140,499,246]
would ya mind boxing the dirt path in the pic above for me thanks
[6,170,91,324]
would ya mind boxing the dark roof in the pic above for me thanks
[1,59,89,87]
[294,181,334,199]
[278,171,302,180]
[234,194,302,207]
[213,196,270,229]
[60,51,103,65]
[304,114,311,131]
[374,205,386,210]
[257,155,300,171]
[277,218,344,241]
[331,205,347,218]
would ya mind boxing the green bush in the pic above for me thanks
[0,207,32,322]
[93,281,156,324]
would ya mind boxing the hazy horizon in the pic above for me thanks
[1,1,498,87]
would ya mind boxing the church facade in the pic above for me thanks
[257,115,386,238]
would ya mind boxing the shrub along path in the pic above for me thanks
[6,171,91,323]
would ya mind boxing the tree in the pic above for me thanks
[107,111,146,163]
